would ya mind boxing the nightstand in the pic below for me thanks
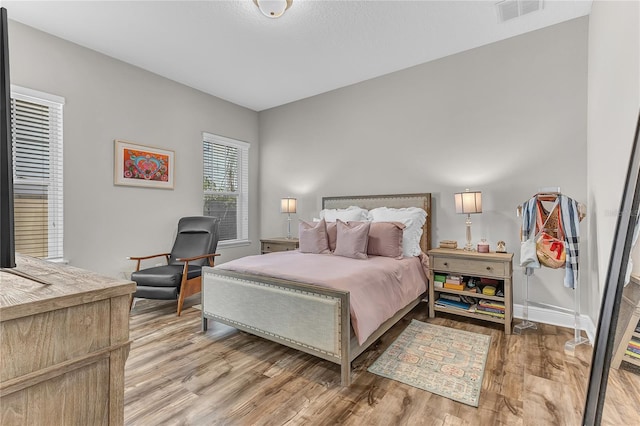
[260,237,299,254]
[428,248,513,334]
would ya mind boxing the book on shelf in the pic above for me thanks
[474,308,505,319]
[440,294,461,302]
[478,300,506,310]
[443,282,465,291]
[625,350,640,360]
[479,277,501,286]
[445,275,463,283]
[434,274,446,283]
[435,298,471,310]
[627,343,640,355]
[476,305,504,314]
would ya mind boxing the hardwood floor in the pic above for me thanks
[125,298,640,425]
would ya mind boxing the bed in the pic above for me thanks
[201,193,432,386]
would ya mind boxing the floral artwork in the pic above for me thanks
[114,140,174,189]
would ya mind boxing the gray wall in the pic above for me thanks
[587,1,640,318]
[259,18,589,315]
[8,21,261,278]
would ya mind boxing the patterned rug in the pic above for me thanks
[368,320,491,407]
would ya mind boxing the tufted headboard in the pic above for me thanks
[322,193,432,253]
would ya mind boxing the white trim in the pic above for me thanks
[11,84,65,105]
[202,132,250,150]
[513,303,597,343]
[218,240,252,249]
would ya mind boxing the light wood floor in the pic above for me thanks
[125,297,640,425]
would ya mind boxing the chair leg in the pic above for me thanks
[176,276,202,316]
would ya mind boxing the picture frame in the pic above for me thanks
[114,140,174,189]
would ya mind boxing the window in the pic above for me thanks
[11,86,64,260]
[203,133,249,246]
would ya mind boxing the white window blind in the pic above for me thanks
[10,86,64,260]
[203,133,249,245]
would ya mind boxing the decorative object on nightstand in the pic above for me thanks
[260,237,299,254]
[428,248,513,334]
[280,197,297,239]
[496,240,506,253]
[477,239,489,253]
[454,189,482,251]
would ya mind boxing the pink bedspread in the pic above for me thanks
[215,251,429,345]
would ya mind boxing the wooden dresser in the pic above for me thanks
[0,255,136,425]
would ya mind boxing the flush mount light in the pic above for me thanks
[253,0,293,19]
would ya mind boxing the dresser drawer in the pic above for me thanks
[432,256,507,278]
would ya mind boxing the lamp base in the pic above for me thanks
[464,215,474,251]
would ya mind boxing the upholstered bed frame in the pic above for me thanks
[201,193,432,386]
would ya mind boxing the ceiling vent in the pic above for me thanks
[496,0,543,22]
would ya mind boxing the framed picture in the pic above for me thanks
[114,140,174,189]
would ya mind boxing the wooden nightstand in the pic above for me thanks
[260,237,299,254]
[428,248,514,334]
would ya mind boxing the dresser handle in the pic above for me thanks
[486,266,492,270]
[443,262,448,266]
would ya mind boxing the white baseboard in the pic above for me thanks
[513,303,597,343]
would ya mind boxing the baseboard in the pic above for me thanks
[513,303,597,343]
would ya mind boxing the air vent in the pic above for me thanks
[496,0,543,22]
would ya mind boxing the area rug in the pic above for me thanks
[367,320,491,407]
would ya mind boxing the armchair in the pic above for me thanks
[129,216,220,316]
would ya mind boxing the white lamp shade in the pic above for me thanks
[280,197,297,214]
[454,191,482,214]
[255,0,291,18]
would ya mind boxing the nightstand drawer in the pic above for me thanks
[263,242,296,253]
[432,256,507,278]
[260,238,299,254]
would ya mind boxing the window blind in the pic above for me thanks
[203,133,249,245]
[11,87,64,260]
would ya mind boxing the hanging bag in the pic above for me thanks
[535,199,566,269]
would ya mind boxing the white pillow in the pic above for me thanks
[319,206,369,222]
[367,207,427,257]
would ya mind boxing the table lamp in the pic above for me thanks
[454,189,482,251]
[280,197,297,239]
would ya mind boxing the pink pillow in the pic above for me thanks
[368,222,405,259]
[326,221,337,251]
[334,220,370,260]
[299,219,330,254]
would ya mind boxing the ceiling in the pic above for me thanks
[3,0,592,111]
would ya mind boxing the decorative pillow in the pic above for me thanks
[319,206,369,223]
[334,219,370,260]
[367,222,405,259]
[326,221,338,251]
[298,219,330,254]
[367,207,427,257]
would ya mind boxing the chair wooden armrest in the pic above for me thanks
[128,253,171,271]
[127,253,171,261]
[176,253,220,267]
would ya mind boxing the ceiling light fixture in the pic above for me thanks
[253,0,293,19]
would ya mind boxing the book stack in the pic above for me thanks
[439,240,458,249]
[433,274,446,288]
[626,337,640,360]
[444,275,464,291]
[475,300,505,319]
